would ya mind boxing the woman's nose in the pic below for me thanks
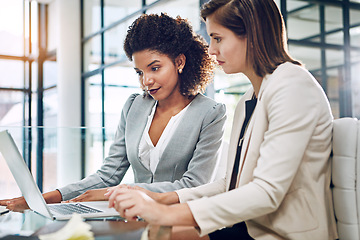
[143,74,154,87]
[208,43,217,56]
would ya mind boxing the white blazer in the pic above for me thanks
[177,62,338,239]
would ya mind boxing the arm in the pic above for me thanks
[57,94,139,201]
[124,185,181,205]
[151,178,227,204]
[133,102,227,192]
[109,178,225,205]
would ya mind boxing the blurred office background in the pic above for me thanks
[0,0,359,199]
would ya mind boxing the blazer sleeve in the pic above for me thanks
[176,178,227,202]
[57,93,139,201]
[183,66,332,236]
[132,102,227,192]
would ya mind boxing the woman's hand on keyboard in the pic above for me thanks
[65,188,110,203]
[0,196,29,212]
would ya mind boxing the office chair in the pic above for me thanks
[332,117,360,240]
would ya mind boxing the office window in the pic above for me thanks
[0,0,58,192]
[104,23,129,65]
[0,60,24,88]
[283,0,360,119]
[83,0,101,36]
[147,0,201,31]
[87,74,103,128]
[104,0,141,28]
[81,0,145,178]
[104,65,142,132]
[0,0,24,56]
[213,70,251,140]
[83,35,102,73]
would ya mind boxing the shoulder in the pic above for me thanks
[191,94,226,113]
[268,62,318,88]
[188,94,226,123]
[262,62,331,117]
[123,93,140,111]
[263,62,325,99]
[122,93,152,114]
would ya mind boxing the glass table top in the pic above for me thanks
[0,210,148,239]
[0,210,53,238]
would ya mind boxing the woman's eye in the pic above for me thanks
[136,71,143,77]
[214,37,221,43]
[151,67,159,71]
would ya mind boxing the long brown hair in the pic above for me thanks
[201,0,301,78]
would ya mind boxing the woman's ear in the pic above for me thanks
[175,54,186,72]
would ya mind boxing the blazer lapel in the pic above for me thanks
[126,96,156,170]
[226,89,254,189]
[237,103,258,187]
[236,75,270,187]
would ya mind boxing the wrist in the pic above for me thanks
[161,203,196,226]
[43,190,62,203]
[157,192,179,205]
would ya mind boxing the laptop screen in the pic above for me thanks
[0,130,53,219]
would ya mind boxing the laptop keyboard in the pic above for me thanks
[48,203,102,215]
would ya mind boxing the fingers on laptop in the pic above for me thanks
[0,197,19,206]
[0,199,9,206]
[66,188,109,203]
[5,198,29,212]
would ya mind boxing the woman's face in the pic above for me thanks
[206,15,249,75]
[133,50,182,101]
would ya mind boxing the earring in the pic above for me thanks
[178,68,183,74]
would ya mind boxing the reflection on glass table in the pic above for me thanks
[0,210,148,240]
[0,211,52,238]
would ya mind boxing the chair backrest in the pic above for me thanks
[332,117,360,240]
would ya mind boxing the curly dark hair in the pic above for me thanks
[124,13,215,96]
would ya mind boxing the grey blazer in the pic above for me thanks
[58,93,226,200]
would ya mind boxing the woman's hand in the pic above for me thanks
[106,188,168,224]
[65,188,110,203]
[106,188,197,227]
[122,185,161,202]
[105,184,158,200]
[0,197,29,212]
[108,185,180,205]
[0,190,62,212]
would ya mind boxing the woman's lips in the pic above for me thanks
[217,60,225,65]
[148,87,160,95]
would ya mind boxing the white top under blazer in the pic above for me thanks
[139,102,191,173]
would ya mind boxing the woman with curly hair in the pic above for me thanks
[1,13,226,210]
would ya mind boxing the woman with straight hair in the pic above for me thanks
[107,0,338,239]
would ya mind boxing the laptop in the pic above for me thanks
[0,130,121,220]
